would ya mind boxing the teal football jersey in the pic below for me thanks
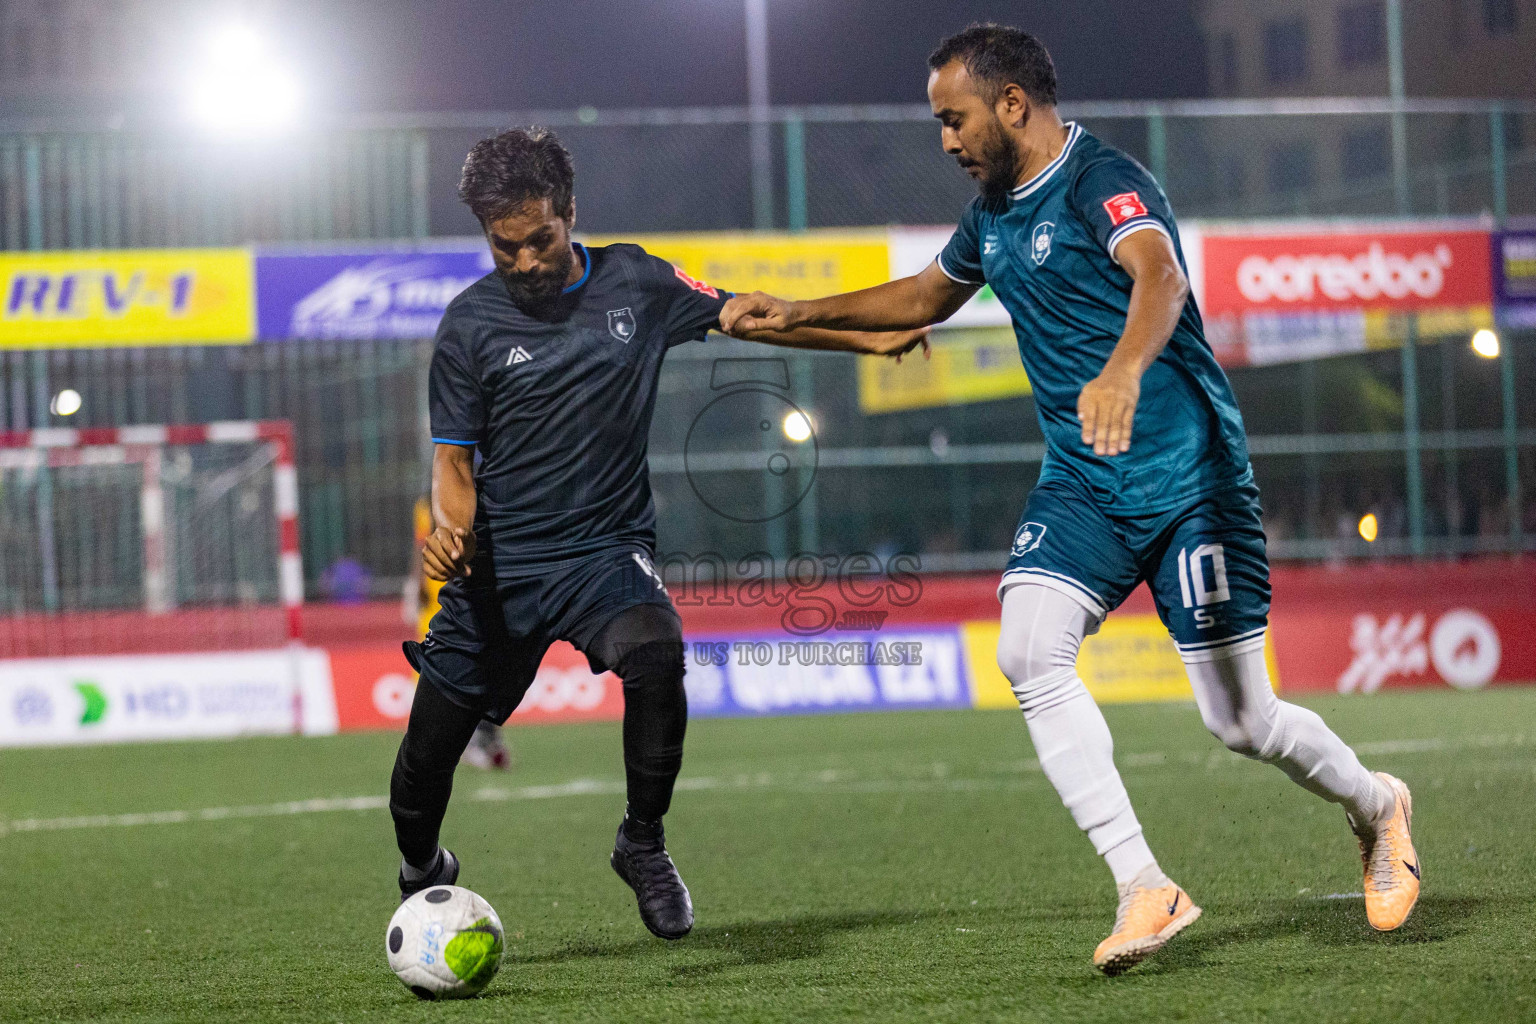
[939,122,1252,514]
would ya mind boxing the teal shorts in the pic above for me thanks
[1000,479,1270,657]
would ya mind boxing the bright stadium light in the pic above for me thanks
[1471,328,1501,359]
[782,410,812,442]
[1358,513,1379,542]
[186,24,302,135]
[49,389,82,416]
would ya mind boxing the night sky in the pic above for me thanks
[285,1,1207,113]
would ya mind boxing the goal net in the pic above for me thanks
[0,421,303,659]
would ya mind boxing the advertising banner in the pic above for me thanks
[1494,229,1536,329]
[886,227,1011,328]
[1274,605,1536,694]
[0,649,335,747]
[585,232,891,301]
[255,246,492,341]
[681,628,971,718]
[857,327,1030,413]
[0,249,254,349]
[1198,226,1494,366]
[964,615,1280,708]
[326,641,622,731]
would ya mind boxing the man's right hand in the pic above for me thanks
[720,291,800,334]
[422,526,476,581]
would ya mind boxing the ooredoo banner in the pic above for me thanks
[1198,226,1495,365]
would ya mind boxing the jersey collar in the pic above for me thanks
[1009,122,1083,202]
[560,242,591,294]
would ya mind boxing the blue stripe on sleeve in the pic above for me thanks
[432,438,478,446]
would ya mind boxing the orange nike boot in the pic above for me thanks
[1092,878,1202,975]
[1354,772,1420,931]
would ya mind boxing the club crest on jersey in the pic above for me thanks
[1103,191,1149,226]
[607,307,637,343]
[983,233,1000,256]
[1011,521,1047,556]
[1030,222,1055,266]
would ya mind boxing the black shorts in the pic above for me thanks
[405,547,676,724]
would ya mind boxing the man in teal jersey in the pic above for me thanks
[723,24,1422,973]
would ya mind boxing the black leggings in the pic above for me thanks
[389,603,688,866]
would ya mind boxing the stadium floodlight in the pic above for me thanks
[49,389,82,416]
[782,410,812,442]
[1471,328,1501,359]
[186,24,302,135]
[1358,513,1379,542]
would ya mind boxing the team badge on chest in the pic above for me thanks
[607,307,637,343]
[1030,222,1055,266]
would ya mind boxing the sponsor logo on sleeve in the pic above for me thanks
[1103,191,1149,226]
[672,265,720,299]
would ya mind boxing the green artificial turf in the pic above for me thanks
[2,688,1534,1023]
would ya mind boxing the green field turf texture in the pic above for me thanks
[2,688,1534,1023]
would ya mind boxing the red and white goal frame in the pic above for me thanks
[0,420,304,643]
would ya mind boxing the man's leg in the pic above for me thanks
[584,602,693,939]
[388,676,482,893]
[997,582,1163,887]
[1181,636,1388,821]
[1157,489,1419,930]
[997,582,1202,974]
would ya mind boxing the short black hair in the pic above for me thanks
[458,127,575,224]
[928,23,1058,107]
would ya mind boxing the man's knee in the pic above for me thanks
[997,638,1082,716]
[1200,704,1279,759]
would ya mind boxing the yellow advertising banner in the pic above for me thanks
[858,327,1030,414]
[963,615,1280,708]
[582,231,891,300]
[0,249,255,349]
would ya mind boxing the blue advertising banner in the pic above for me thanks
[680,628,973,718]
[255,245,492,341]
[1495,230,1536,329]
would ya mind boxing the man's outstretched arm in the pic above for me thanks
[721,261,977,335]
[724,323,931,360]
[1075,229,1190,457]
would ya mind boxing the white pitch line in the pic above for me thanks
[3,731,1530,839]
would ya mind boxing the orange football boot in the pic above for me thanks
[1355,772,1420,931]
[1092,880,1202,975]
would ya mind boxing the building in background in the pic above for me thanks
[1193,0,1533,216]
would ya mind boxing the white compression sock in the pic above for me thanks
[1182,634,1390,827]
[998,584,1169,888]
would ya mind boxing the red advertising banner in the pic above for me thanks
[1201,229,1492,314]
[327,640,622,731]
[1195,225,1496,366]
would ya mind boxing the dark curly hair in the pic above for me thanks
[928,23,1058,107]
[458,127,575,225]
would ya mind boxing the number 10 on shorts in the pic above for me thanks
[1177,544,1230,629]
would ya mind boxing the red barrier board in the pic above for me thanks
[327,640,622,731]
[1200,228,1493,315]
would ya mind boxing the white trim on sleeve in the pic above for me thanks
[935,254,985,286]
[1106,218,1174,265]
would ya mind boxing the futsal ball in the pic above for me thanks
[386,885,504,1000]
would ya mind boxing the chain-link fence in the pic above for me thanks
[0,100,1532,596]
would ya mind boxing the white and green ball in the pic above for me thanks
[386,885,504,1000]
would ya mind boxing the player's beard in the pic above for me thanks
[499,246,576,311]
[973,120,1022,201]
